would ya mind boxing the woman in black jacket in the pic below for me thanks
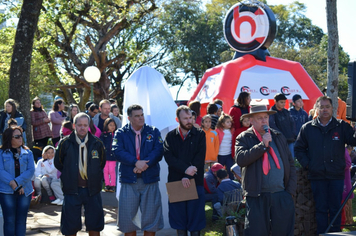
[0,99,27,146]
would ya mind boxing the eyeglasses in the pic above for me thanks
[12,135,22,139]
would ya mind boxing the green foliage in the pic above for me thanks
[269,1,324,48]
[24,0,166,106]
[0,27,15,106]
[269,34,350,100]
[158,0,230,85]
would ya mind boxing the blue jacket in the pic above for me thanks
[269,105,296,143]
[112,123,163,184]
[295,117,356,180]
[217,179,241,203]
[100,132,116,161]
[0,147,35,196]
[289,107,308,137]
[204,169,219,194]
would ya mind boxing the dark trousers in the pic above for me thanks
[34,137,49,147]
[61,188,104,235]
[218,154,234,180]
[0,192,31,236]
[169,186,206,231]
[310,179,344,234]
[244,191,295,236]
[205,192,218,216]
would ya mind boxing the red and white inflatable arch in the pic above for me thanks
[188,54,323,116]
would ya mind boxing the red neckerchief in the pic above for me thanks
[252,127,280,175]
[178,127,190,140]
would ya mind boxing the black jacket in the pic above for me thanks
[235,127,297,197]
[0,110,27,134]
[54,132,106,196]
[163,126,206,186]
[269,105,296,143]
[295,117,356,180]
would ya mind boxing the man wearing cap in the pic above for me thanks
[289,94,308,137]
[269,93,296,156]
[230,164,242,182]
[235,105,297,236]
[204,163,224,220]
[295,96,356,233]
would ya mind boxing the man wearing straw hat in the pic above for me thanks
[235,105,297,236]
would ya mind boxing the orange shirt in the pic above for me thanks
[337,98,349,123]
[203,128,220,163]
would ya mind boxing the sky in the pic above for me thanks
[267,0,356,61]
[171,0,356,100]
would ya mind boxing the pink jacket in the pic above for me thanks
[343,148,354,200]
[89,124,101,138]
[49,111,66,139]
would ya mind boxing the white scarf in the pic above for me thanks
[75,131,88,180]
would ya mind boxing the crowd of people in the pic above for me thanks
[0,92,355,235]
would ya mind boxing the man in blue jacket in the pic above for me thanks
[112,104,164,236]
[295,96,356,234]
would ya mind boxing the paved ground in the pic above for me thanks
[25,191,177,236]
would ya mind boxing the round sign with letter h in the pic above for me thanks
[224,1,277,53]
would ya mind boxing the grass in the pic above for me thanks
[202,203,225,236]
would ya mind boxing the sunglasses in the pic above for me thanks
[12,135,22,139]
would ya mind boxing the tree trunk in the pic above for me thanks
[9,0,43,148]
[326,0,339,116]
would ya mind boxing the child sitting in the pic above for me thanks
[33,146,61,204]
[100,118,118,192]
[201,115,219,171]
[213,169,241,217]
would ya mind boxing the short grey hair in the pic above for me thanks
[73,112,90,124]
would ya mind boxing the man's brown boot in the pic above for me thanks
[124,232,137,236]
[143,231,156,236]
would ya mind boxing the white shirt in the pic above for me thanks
[34,158,57,179]
[219,129,232,155]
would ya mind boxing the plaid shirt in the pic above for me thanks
[31,110,52,140]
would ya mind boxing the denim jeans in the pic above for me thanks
[0,192,31,236]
